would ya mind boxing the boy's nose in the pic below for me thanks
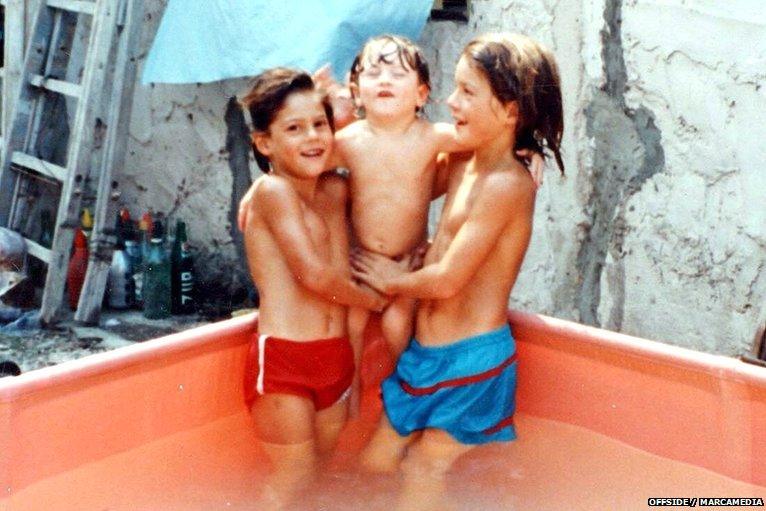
[306,125,320,138]
[446,90,458,109]
[378,69,395,83]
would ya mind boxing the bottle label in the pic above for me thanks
[180,271,194,305]
[134,273,144,302]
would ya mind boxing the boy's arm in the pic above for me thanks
[431,152,451,200]
[251,179,385,311]
[432,122,545,188]
[318,172,354,269]
[326,130,348,170]
[433,122,470,154]
[353,174,534,299]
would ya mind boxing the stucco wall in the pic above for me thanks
[124,1,254,300]
[10,1,762,353]
[421,0,766,354]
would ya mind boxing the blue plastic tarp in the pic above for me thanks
[141,0,433,84]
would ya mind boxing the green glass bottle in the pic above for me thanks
[142,220,171,319]
[171,220,196,314]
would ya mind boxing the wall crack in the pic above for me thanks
[577,0,665,329]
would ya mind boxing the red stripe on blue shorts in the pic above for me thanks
[399,352,518,397]
[483,414,515,435]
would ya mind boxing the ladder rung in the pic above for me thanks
[24,238,53,263]
[46,0,96,16]
[11,152,68,182]
[29,75,82,99]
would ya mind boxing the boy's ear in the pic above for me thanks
[504,101,520,128]
[251,131,271,157]
[349,82,362,108]
[416,83,430,109]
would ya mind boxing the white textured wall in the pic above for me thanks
[421,0,766,355]
[92,0,766,353]
[601,1,766,353]
[124,1,254,295]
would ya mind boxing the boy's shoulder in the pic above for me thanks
[250,174,302,210]
[483,163,537,205]
[253,173,289,196]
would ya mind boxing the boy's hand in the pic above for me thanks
[312,64,335,91]
[516,149,545,188]
[313,64,356,130]
[351,249,409,295]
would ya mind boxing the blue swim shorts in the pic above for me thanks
[381,324,518,445]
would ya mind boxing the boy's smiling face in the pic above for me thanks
[253,91,333,179]
[352,40,429,121]
[447,55,517,149]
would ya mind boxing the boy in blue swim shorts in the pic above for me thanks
[350,32,564,508]
[382,324,517,445]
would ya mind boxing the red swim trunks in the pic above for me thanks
[244,334,354,411]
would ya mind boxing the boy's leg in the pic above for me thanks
[347,305,370,416]
[360,414,418,473]
[396,429,473,511]
[251,393,317,507]
[315,393,350,458]
[381,296,416,359]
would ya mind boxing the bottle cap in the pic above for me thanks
[141,211,153,234]
[152,219,165,240]
[81,208,93,230]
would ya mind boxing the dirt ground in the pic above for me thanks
[0,310,213,374]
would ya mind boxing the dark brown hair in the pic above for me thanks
[463,33,565,174]
[240,68,334,172]
[349,35,431,112]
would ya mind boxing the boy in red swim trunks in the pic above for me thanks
[239,68,385,507]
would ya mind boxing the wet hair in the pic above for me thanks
[349,35,431,113]
[240,67,334,172]
[462,33,565,174]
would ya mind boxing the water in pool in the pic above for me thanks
[7,410,764,510]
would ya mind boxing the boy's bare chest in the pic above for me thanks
[347,137,433,179]
[443,175,481,234]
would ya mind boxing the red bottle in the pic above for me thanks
[67,228,89,310]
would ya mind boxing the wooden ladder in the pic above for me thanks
[74,0,143,324]
[0,0,142,325]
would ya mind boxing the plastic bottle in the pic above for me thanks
[134,211,152,308]
[66,228,88,310]
[122,224,140,309]
[171,220,196,314]
[140,210,153,252]
[81,208,93,239]
[106,212,132,309]
[143,220,171,319]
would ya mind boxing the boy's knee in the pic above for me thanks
[360,443,401,474]
[401,444,452,479]
[381,306,413,352]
